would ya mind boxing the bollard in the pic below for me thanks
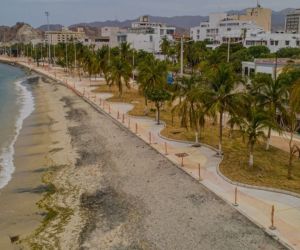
[149,132,152,144]
[233,187,239,207]
[181,157,184,167]
[122,114,125,123]
[135,123,138,134]
[198,163,202,181]
[164,142,168,155]
[269,205,276,230]
[128,117,131,129]
[108,104,111,114]
[117,111,120,119]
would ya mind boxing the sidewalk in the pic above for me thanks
[3,57,300,250]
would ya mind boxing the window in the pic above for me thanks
[285,40,290,46]
[297,41,300,46]
[275,41,279,46]
[270,40,274,46]
[149,35,153,42]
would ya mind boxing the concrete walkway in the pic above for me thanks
[3,57,300,250]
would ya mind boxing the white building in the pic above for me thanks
[285,9,300,34]
[242,58,300,79]
[244,32,300,52]
[191,13,264,45]
[117,16,176,53]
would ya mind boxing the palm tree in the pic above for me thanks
[160,37,171,60]
[229,97,273,167]
[120,42,132,63]
[137,55,168,105]
[97,46,111,85]
[252,73,287,150]
[109,56,132,97]
[282,78,300,179]
[203,63,242,155]
[172,75,205,130]
[82,50,99,85]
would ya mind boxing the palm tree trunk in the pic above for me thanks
[156,103,160,125]
[119,80,123,97]
[288,132,294,179]
[218,111,223,154]
[249,143,254,168]
[266,127,271,151]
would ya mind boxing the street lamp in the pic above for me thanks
[45,11,51,65]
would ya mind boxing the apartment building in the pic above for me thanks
[244,32,300,52]
[45,27,85,45]
[285,9,300,34]
[117,16,176,53]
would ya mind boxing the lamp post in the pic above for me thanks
[179,36,193,77]
[45,11,51,66]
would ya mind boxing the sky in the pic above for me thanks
[0,0,299,27]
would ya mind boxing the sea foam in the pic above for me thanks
[0,78,35,189]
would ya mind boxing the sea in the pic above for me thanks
[0,63,34,189]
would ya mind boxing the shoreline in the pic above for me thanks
[0,76,52,248]
[0,75,35,190]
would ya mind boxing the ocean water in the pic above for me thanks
[0,63,35,189]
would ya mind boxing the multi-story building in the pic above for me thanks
[242,58,300,79]
[285,9,300,34]
[81,27,125,49]
[244,32,300,52]
[117,16,176,53]
[190,5,271,44]
[45,27,85,45]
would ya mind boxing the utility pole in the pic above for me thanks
[65,42,68,72]
[74,40,77,70]
[45,11,51,65]
[180,36,184,77]
[274,52,278,81]
[132,49,135,81]
[227,37,231,63]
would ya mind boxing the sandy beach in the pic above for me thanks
[0,71,286,249]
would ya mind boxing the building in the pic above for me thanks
[45,27,85,45]
[242,58,300,79]
[117,16,176,53]
[101,27,124,47]
[235,5,272,32]
[285,9,300,34]
[81,27,125,49]
[244,32,300,52]
[190,5,271,45]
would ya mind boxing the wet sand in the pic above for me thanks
[0,78,52,248]
[0,74,287,249]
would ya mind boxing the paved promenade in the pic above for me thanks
[2,57,300,249]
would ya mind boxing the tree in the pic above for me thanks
[203,63,242,154]
[229,98,272,168]
[145,88,171,125]
[252,73,288,150]
[109,56,132,97]
[137,55,168,104]
[160,37,171,59]
[248,46,270,58]
[282,78,300,179]
[120,42,132,63]
[172,75,205,130]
